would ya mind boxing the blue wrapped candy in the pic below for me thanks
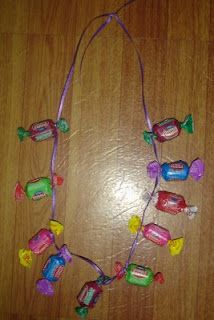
[36,245,72,296]
[42,254,66,282]
[147,159,204,181]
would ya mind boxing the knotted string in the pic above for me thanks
[50,0,160,282]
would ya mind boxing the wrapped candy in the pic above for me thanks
[18,220,64,268]
[15,174,63,201]
[29,228,55,255]
[143,114,193,144]
[126,263,164,287]
[42,253,66,282]
[42,245,72,282]
[153,191,198,218]
[147,158,204,181]
[75,279,103,318]
[17,118,69,142]
[36,245,72,296]
[142,223,184,256]
[128,217,184,256]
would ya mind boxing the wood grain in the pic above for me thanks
[0,1,213,319]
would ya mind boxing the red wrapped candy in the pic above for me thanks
[153,191,197,219]
[17,118,69,142]
[143,114,194,144]
[75,280,103,318]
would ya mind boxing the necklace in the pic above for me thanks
[16,1,204,318]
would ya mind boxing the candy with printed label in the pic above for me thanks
[17,118,69,142]
[75,280,103,318]
[42,254,66,282]
[128,218,184,256]
[147,159,204,181]
[36,245,72,295]
[154,191,198,218]
[143,114,194,144]
[126,263,164,287]
[15,175,63,201]
[28,229,54,255]
[142,223,184,256]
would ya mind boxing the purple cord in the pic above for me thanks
[50,14,115,220]
[50,0,160,283]
[79,12,160,276]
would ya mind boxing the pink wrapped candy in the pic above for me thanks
[28,229,54,255]
[128,217,184,256]
[142,223,184,256]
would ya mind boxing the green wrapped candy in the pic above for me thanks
[126,263,154,287]
[15,175,63,201]
[25,177,53,200]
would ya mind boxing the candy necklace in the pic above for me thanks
[16,0,204,318]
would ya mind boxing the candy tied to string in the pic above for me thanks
[128,217,184,256]
[15,175,63,201]
[17,118,69,142]
[147,158,205,181]
[152,191,198,219]
[18,220,64,269]
[143,114,194,144]
[36,244,73,296]
[125,263,164,287]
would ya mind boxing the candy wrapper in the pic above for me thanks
[36,245,72,296]
[143,114,194,144]
[75,279,103,318]
[147,158,204,181]
[153,191,198,219]
[126,263,164,287]
[15,175,63,201]
[17,118,69,142]
[18,221,64,268]
[128,217,184,256]
[29,228,55,255]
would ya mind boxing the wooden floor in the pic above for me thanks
[0,0,213,319]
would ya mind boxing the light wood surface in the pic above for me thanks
[0,1,213,319]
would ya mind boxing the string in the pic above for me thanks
[78,12,160,272]
[51,1,139,199]
[115,0,137,13]
[55,244,105,277]
[50,1,160,282]
[50,15,113,219]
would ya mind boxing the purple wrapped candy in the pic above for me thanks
[147,158,204,181]
[36,279,54,296]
